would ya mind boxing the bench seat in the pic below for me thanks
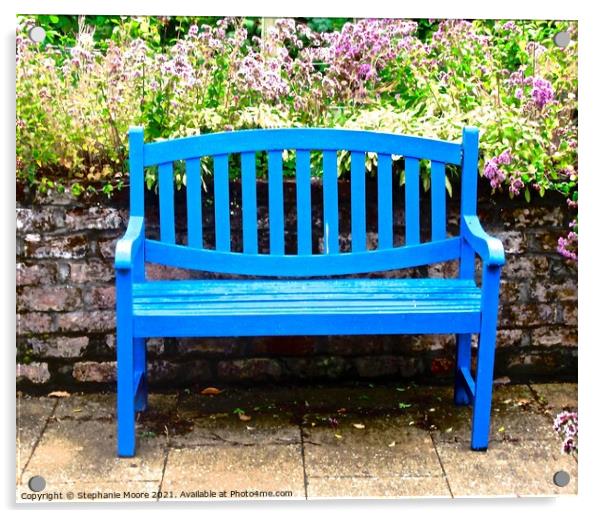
[132,279,482,337]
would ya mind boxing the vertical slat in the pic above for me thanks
[350,151,366,252]
[377,153,393,249]
[460,127,479,279]
[241,152,258,254]
[296,150,312,255]
[158,162,175,244]
[322,150,339,254]
[213,154,230,252]
[268,150,284,255]
[185,158,202,248]
[405,157,420,246]
[431,161,446,241]
[128,127,145,217]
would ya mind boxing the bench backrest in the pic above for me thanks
[129,127,479,276]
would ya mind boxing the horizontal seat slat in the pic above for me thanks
[133,312,481,338]
[143,128,463,166]
[133,278,478,293]
[134,293,481,305]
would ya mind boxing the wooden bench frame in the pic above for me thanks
[115,126,505,457]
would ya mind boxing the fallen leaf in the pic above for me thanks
[48,391,70,398]
[239,413,252,422]
[498,426,505,433]
[388,441,396,447]
[408,421,415,426]
[311,422,316,427]
[245,425,255,431]
[429,407,436,412]
[445,427,453,433]
[352,423,365,429]
[337,408,347,414]
[334,433,342,439]
[200,387,222,396]
[73,408,82,413]
[503,398,513,404]
[494,376,511,385]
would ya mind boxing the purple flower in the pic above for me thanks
[531,77,554,108]
[509,178,524,196]
[188,24,199,38]
[557,232,578,261]
[553,411,578,453]
[498,150,512,165]
[483,158,505,189]
[358,63,374,80]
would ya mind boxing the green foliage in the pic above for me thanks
[16,16,577,223]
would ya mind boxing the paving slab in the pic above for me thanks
[167,414,300,448]
[161,445,305,500]
[22,418,167,486]
[54,393,116,420]
[16,396,56,482]
[303,416,442,478]
[530,383,578,413]
[429,384,558,443]
[436,439,577,496]
[306,476,451,498]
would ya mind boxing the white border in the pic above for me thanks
[4,1,600,517]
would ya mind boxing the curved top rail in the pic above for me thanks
[142,128,463,167]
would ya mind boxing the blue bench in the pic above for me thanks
[115,126,505,457]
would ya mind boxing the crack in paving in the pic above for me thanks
[18,397,59,484]
[299,426,309,500]
[156,447,170,500]
[430,431,454,498]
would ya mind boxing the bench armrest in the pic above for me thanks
[461,215,505,266]
[115,216,145,270]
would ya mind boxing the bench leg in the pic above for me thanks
[470,265,501,451]
[454,333,472,406]
[134,338,148,412]
[470,328,496,451]
[117,325,136,457]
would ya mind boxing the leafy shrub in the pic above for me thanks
[16,16,577,258]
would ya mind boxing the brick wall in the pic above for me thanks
[16,179,577,390]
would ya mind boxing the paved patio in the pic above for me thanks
[16,382,577,501]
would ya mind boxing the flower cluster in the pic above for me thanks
[553,411,578,454]
[483,150,513,190]
[557,219,578,261]
[531,77,555,108]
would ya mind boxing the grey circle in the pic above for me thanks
[28,475,46,492]
[553,470,570,487]
[28,26,46,44]
[553,31,571,48]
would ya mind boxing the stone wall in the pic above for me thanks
[16,178,577,390]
